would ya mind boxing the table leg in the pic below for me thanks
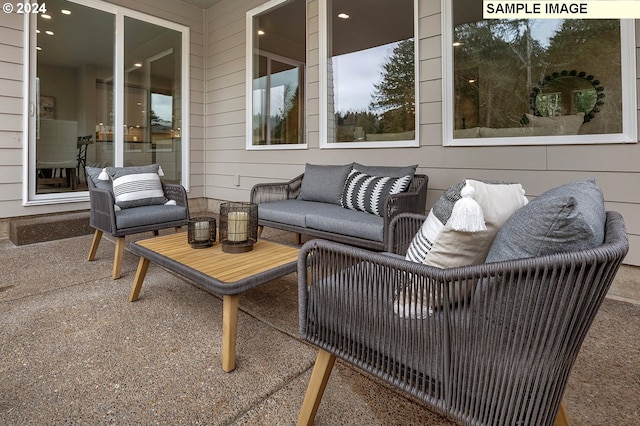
[129,257,150,302]
[222,294,239,372]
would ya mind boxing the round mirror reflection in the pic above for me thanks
[531,71,604,122]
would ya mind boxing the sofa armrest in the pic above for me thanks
[88,186,117,233]
[387,213,427,255]
[250,173,304,204]
[381,174,428,248]
[163,183,189,212]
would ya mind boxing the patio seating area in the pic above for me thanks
[1,225,639,425]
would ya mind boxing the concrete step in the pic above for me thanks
[10,211,93,246]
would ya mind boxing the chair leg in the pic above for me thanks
[152,230,159,236]
[554,399,570,426]
[88,229,103,261]
[295,233,302,245]
[112,236,126,280]
[297,349,336,426]
[258,225,264,238]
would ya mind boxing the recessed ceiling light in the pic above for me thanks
[41,14,51,19]
[61,9,71,15]
[453,42,462,47]
[134,63,142,67]
[257,30,265,35]
[337,12,350,19]
[468,79,476,83]
[36,29,40,34]
[36,46,42,51]
[45,30,54,36]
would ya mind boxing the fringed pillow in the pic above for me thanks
[396,179,528,318]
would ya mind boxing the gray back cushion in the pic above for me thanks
[353,163,417,178]
[298,163,353,205]
[486,178,606,262]
[85,166,112,191]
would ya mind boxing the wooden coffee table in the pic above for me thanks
[128,232,299,372]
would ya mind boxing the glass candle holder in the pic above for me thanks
[187,217,217,248]
[219,202,258,253]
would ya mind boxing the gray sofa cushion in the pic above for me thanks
[486,178,605,262]
[298,163,353,205]
[115,205,188,229]
[258,199,384,242]
[353,163,417,178]
[306,206,384,242]
[86,166,112,191]
[258,199,320,228]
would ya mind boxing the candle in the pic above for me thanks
[227,211,248,242]
[194,221,210,241]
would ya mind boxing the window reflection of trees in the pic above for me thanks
[453,18,622,134]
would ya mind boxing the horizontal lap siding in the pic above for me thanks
[203,0,640,265]
[0,13,25,215]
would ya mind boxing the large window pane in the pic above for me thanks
[322,0,417,148]
[247,0,306,149]
[124,17,182,182]
[446,0,636,145]
[35,0,114,194]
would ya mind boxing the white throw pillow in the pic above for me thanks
[397,179,528,318]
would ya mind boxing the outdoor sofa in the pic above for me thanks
[250,163,428,251]
[297,178,629,426]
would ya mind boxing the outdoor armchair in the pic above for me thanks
[297,211,628,426]
[86,166,189,279]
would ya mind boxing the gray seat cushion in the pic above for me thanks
[258,200,324,228]
[306,206,384,242]
[258,199,384,242]
[115,205,188,229]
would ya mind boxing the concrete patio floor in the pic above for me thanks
[1,228,639,425]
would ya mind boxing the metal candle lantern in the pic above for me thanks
[220,202,258,253]
[187,217,217,248]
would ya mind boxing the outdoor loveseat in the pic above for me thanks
[297,179,629,426]
[250,163,428,251]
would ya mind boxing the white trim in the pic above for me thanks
[319,0,420,149]
[245,0,308,150]
[442,6,637,147]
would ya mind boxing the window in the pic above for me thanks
[247,0,306,150]
[443,0,637,146]
[25,0,189,204]
[320,0,418,149]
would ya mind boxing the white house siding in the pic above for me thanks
[203,0,640,266]
[0,0,206,221]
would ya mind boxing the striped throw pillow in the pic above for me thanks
[340,169,412,216]
[107,164,167,209]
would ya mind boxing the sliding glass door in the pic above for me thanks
[27,0,188,202]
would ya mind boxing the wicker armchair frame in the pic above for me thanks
[86,175,189,279]
[250,174,428,250]
[297,211,628,426]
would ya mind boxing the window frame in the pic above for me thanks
[442,0,637,147]
[22,0,190,206]
[319,0,420,149]
[245,0,308,151]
